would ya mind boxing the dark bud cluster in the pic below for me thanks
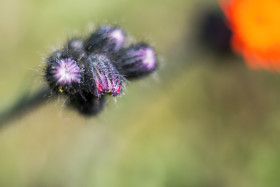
[45,25,157,116]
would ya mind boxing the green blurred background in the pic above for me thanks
[1,0,280,186]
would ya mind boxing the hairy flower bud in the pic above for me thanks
[44,25,157,116]
[64,39,85,60]
[46,53,82,95]
[85,26,126,54]
[83,54,124,97]
[117,44,157,78]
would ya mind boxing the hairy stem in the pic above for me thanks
[0,88,52,128]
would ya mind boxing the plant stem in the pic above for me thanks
[0,88,52,128]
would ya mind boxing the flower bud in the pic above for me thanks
[83,54,124,97]
[117,44,157,78]
[46,54,82,95]
[85,26,126,54]
[64,39,85,60]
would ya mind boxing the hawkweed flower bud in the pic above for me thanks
[69,93,106,116]
[85,26,126,54]
[46,53,83,95]
[47,50,62,63]
[0,24,160,123]
[64,39,85,60]
[83,54,124,97]
[39,25,157,117]
[117,43,157,78]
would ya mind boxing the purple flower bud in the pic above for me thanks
[64,39,85,60]
[54,59,81,84]
[85,26,126,54]
[117,44,157,78]
[42,25,159,116]
[47,50,62,63]
[46,56,82,94]
[83,54,124,97]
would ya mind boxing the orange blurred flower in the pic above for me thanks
[220,0,280,71]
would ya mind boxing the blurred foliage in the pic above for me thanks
[1,0,280,187]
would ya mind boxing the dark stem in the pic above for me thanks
[0,88,52,128]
